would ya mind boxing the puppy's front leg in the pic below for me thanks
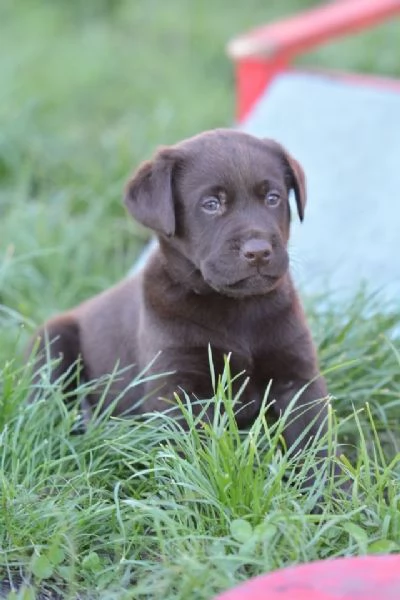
[271,377,346,488]
[271,377,328,451]
[142,348,219,426]
[141,346,257,427]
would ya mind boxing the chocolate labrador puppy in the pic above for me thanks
[29,129,331,462]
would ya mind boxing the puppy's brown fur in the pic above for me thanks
[29,129,331,460]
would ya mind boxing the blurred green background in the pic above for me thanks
[1,0,400,362]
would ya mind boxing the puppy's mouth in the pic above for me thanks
[206,273,282,298]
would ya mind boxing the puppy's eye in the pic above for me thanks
[265,191,281,207]
[201,196,221,214]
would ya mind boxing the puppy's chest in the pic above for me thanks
[195,311,289,379]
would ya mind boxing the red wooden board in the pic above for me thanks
[215,555,400,600]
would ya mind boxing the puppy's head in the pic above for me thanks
[125,129,306,298]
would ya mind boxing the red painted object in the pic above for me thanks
[214,555,400,600]
[227,0,400,121]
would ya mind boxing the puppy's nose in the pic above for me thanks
[242,239,272,265]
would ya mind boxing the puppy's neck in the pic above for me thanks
[157,239,214,295]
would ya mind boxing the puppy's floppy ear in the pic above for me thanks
[263,139,307,221]
[124,148,178,237]
[283,151,306,222]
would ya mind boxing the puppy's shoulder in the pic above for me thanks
[75,272,143,321]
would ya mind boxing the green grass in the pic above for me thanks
[1,1,400,598]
